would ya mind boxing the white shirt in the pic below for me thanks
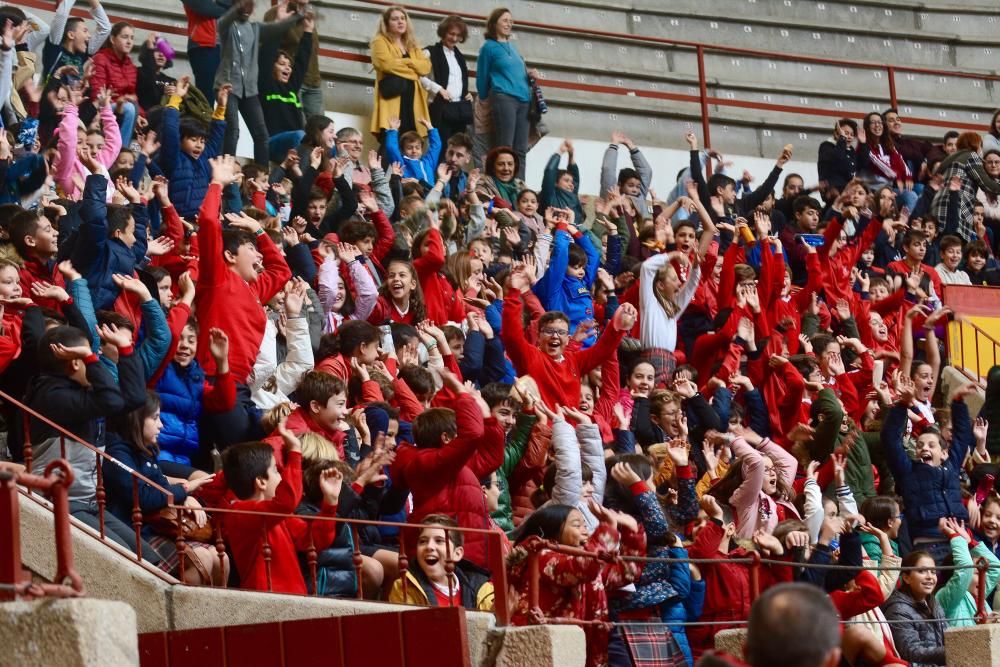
[420,46,463,102]
[639,253,701,352]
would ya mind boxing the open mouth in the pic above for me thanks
[919,452,933,463]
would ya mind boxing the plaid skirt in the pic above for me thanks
[640,348,677,389]
[620,621,687,667]
[147,535,213,576]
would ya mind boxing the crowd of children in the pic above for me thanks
[2,2,1000,666]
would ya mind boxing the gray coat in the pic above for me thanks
[882,587,947,666]
[215,5,299,98]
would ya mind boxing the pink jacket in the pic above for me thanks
[316,255,378,333]
[54,104,121,201]
[729,436,799,539]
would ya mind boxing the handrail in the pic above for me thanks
[0,388,177,564]
[0,459,84,600]
[164,502,512,625]
[17,0,998,147]
[946,317,1000,383]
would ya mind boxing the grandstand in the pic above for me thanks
[2,0,1000,665]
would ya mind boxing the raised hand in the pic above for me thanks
[610,461,642,486]
[146,235,175,257]
[210,155,240,186]
[30,281,69,303]
[112,273,152,302]
[98,322,132,348]
[207,327,229,363]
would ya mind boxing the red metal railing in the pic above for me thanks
[18,0,999,150]
[0,389,179,572]
[0,459,84,600]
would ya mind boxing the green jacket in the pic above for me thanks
[491,413,538,532]
[811,388,876,504]
[936,537,1000,627]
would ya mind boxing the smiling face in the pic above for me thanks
[27,214,58,259]
[885,111,903,136]
[628,362,655,396]
[337,132,361,159]
[869,312,889,343]
[226,241,262,282]
[915,432,944,467]
[517,191,538,217]
[912,362,934,401]
[496,11,514,38]
[272,53,293,84]
[942,244,963,270]
[385,262,416,306]
[901,555,938,601]
[311,391,348,431]
[537,318,569,359]
[866,113,884,139]
[675,226,696,254]
[560,509,589,547]
[181,135,206,160]
[981,500,1000,542]
[968,253,987,272]
[557,172,574,193]
[0,265,22,300]
[579,384,594,413]
[174,324,198,367]
[416,526,462,583]
[493,152,516,182]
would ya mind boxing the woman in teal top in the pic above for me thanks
[477,7,535,180]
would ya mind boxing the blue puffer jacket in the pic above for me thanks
[532,229,600,346]
[160,104,226,219]
[155,360,207,465]
[883,400,971,540]
[74,175,149,311]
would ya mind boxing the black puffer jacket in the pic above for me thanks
[882,587,947,666]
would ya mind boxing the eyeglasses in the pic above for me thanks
[540,327,569,338]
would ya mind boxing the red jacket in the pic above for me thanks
[18,257,65,312]
[389,393,504,568]
[194,184,291,383]
[89,48,138,104]
[500,288,625,410]
[184,3,220,49]
[415,228,466,325]
[263,406,348,462]
[0,307,24,374]
[687,520,791,659]
[220,451,338,594]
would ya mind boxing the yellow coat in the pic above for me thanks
[369,35,432,137]
[388,569,495,612]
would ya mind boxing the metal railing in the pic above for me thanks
[0,459,84,600]
[16,0,999,150]
[947,317,1000,383]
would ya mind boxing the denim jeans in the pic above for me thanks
[223,94,270,165]
[268,129,306,164]
[117,100,137,147]
[490,92,530,180]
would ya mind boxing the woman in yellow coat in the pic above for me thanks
[369,6,432,140]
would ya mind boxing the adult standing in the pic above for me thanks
[181,0,230,102]
[932,132,1000,242]
[477,8,535,181]
[420,15,472,154]
[369,5,431,145]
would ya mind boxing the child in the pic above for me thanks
[160,76,228,219]
[480,383,535,532]
[410,211,467,325]
[9,210,63,311]
[388,514,494,610]
[883,550,948,665]
[155,322,235,472]
[385,117,441,188]
[532,208,600,347]
[42,1,110,81]
[936,234,972,285]
[501,264,635,411]
[264,371,350,463]
[260,15,314,163]
[368,259,426,325]
[53,86,121,201]
[934,517,1000,628]
[220,415,341,594]
[195,156,291,446]
[73,174,148,310]
[389,369,504,569]
[507,502,646,667]
[858,495,901,561]
[296,460,360,598]
[315,320,381,382]
[540,139,583,224]
[965,240,1000,286]
[338,196,396,285]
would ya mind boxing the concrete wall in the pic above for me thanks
[16,490,571,667]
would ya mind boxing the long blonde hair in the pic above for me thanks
[653,264,681,318]
[373,5,421,53]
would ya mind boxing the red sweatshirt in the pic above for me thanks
[194,184,291,383]
[220,451,338,594]
[18,257,65,312]
[414,228,466,325]
[500,288,625,410]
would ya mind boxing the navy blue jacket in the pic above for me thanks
[160,104,226,219]
[104,436,187,527]
[882,401,971,540]
[74,175,149,311]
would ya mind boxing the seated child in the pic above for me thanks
[384,116,441,188]
[220,416,341,594]
[388,514,494,610]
